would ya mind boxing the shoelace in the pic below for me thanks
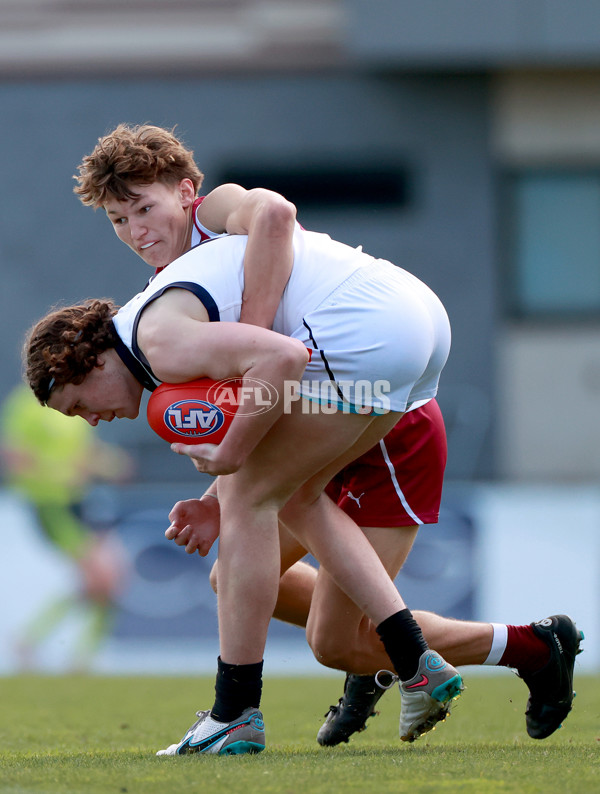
[375,669,399,690]
[188,710,211,731]
[323,670,399,719]
[323,701,341,718]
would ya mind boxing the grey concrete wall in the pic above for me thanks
[0,72,495,479]
[347,0,600,67]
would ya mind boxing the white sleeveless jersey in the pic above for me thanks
[117,228,373,339]
[190,196,228,248]
[113,228,450,412]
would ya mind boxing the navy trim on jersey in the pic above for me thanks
[128,281,220,382]
[111,321,158,392]
[302,319,347,404]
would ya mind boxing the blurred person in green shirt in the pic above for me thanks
[0,382,132,670]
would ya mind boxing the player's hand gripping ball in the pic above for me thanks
[147,378,240,445]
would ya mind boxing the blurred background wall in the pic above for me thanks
[0,0,598,672]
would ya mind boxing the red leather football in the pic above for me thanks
[147,378,240,445]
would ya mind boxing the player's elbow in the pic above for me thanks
[253,191,297,238]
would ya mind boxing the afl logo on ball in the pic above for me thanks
[163,398,224,439]
[147,379,239,445]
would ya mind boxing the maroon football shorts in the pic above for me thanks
[325,398,447,527]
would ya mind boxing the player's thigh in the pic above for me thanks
[225,401,401,508]
[307,524,419,641]
[277,410,402,519]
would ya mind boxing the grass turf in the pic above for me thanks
[0,672,598,793]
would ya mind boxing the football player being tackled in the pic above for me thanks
[67,123,582,750]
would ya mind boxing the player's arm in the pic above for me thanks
[197,184,297,328]
[137,288,309,475]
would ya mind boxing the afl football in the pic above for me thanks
[147,378,240,445]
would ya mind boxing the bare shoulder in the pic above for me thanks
[196,184,247,232]
[136,291,215,382]
[137,288,210,344]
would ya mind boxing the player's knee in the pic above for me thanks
[307,622,351,670]
[280,484,323,524]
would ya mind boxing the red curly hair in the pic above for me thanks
[73,123,204,208]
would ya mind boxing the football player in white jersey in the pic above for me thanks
[27,225,466,754]
[70,124,582,748]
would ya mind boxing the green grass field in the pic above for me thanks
[0,672,597,794]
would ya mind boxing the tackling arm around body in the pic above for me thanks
[137,287,309,476]
[198,184,297,329]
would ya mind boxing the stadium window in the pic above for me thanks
[215,161,411,211]
[505,170,600,319]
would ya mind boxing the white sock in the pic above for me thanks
[483,623,508,665]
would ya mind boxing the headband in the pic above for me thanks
[43,376,56,405]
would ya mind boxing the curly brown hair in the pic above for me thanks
[73,123,205,208]
[24,299,120,404]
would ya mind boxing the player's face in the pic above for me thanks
[48,353,144,426]
[104,179,196,269]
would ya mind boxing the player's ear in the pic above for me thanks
[179,178,196,208]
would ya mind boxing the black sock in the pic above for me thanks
[376,609,428,682]
[211,657,263,722]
